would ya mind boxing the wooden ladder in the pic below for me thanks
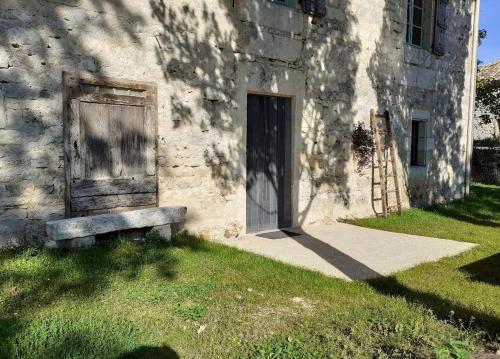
[370,110,402,217]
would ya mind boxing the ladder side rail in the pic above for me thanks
[371,109,388,217]
[384,111,402,215]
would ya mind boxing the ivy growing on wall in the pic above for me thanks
[351,123,374,172]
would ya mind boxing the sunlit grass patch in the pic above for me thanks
[0,184,498,358]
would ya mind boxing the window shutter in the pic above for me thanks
[316,0,326,17]
[433,0,448,56]
[302,0,315,15]
[302,0,327,17]
[63,73,158,216]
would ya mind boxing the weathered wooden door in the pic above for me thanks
[63,73,158,217]
[246,95,292,233]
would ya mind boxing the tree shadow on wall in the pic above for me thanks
[0,0,149,242]
[1,0,365,239]
[366,0,473,207]
[150,0,361,225]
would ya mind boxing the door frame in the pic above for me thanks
[245,92,295,233]
[62,71,158,218]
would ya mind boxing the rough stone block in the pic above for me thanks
[241,0,303,35]
[147,224,172,241]
[79,56,98,73]
[0,48,9,69]
[47,206,186,241]
[28,206,65,220]
[0,219,26,234]
[0,94,5,129]
[45,236,96,250]
[7,27,43,48]
[0,208,27,221]
[204,88,228,102]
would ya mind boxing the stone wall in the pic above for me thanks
[0,0,477,246]
[472,147,500,184]
[474,106,500,140]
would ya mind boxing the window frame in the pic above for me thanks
[62,71,159,217]
[410,119,428,167]
[407,0,437,50]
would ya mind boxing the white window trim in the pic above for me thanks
[409,110,432,177]
[410,120,428,167]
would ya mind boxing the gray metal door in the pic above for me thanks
[246,95,292,233]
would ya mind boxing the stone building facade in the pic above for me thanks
[0,0,479,246]
[474,60,500,140]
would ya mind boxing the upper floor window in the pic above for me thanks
[406,0,448,55]
[407,0,434,48]
[407,0,425,46]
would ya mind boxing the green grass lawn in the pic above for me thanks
[0,184,499,358]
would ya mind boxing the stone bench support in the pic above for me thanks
[45,206,186,249]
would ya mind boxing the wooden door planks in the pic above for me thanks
[63,72,158,216]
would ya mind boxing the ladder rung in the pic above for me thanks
[374,176,395,181]
[372,110,401,218]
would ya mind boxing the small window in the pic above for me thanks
[406,0,434,49]
[269,0,295,7]
[410,120,427,167]
[407,0,424,46]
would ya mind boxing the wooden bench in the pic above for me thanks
[45,206,187,249]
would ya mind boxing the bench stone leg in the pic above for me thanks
[117,229,146,242]
[68,236,96,249]
[147,224,172,241]
[45,236,96,250]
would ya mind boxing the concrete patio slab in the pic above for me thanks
[222,223,477,281]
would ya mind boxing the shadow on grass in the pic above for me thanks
[0,235,206,316]
[0,235,208,358]
[366,276,500,338]
[119,345,179,359]
[460,254,500,286]
[0,315,180,358]
[422,185,500,228]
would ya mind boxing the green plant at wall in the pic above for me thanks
[351,122,374,172]
[476,78,500,129]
